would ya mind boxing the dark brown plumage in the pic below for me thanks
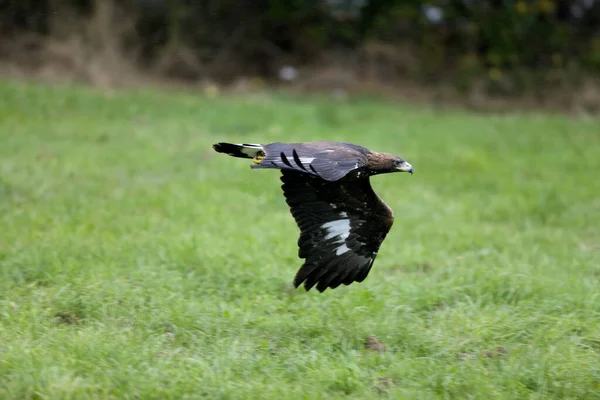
[212,141,413,292]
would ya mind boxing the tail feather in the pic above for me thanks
[213,142,264,159]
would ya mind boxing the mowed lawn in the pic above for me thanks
[1,80,599,399]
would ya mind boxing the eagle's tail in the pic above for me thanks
[213,142,264,159]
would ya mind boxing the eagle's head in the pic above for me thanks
[368,152,413,175]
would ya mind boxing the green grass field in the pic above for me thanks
[1,80,599,399]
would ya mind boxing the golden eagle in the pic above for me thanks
[213,141,413,292]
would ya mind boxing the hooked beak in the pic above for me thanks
[397,161,414,175]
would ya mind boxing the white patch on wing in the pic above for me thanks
[335,243,350,255]
[322,218,351,243]
[299,157,315,164]
[339,211,348,218]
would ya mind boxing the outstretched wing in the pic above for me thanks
[280,170,395,292]
[254,142,368,182]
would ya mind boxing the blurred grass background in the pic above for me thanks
[1,80,599,398]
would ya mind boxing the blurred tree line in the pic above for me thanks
[1,0,599,94]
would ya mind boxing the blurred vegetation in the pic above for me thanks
[0,0,599,95]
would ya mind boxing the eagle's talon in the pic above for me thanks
[253,153,265,164]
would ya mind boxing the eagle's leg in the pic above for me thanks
[252,152,265,164]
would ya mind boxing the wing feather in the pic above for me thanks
[280,170,394,292]
[253,142,369,182]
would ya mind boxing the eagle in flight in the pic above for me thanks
[213,141,413,292]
